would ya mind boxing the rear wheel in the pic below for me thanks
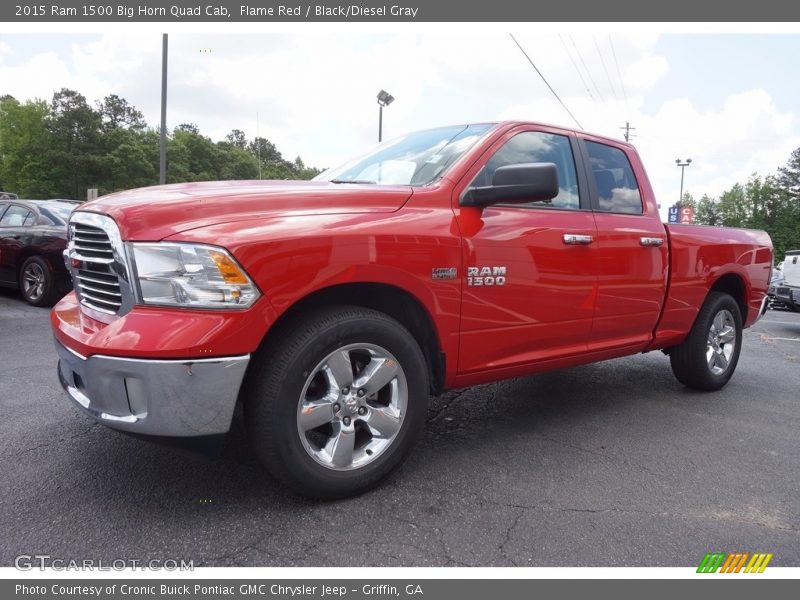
[669,291,743,391]
[244,306,429,499]
[19,256,59,307]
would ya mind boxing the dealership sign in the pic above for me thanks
[668,207,679,223]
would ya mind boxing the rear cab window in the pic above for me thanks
[584,140,643,215]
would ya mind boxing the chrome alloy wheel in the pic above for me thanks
[706,309,736,375]
[22,262,46,301]
[296,343,408,471]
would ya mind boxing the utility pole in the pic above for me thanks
[619,121,636,142]
[159,33,168,185]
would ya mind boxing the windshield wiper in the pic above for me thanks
[329,179,377,184]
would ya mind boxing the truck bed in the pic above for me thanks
[652,224,773,349]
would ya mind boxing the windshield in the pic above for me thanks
[316,124,496,186]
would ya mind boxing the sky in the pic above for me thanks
[1,32,799,217]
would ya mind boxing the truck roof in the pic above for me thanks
[418,121,633,149]
[495,120,633,148]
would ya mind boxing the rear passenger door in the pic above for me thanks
[578,137,668,351]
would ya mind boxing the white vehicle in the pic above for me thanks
[774,251,800,311]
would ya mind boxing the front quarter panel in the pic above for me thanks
[166,190,463,383]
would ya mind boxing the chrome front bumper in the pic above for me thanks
[55,340,249,437]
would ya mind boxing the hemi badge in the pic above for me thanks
[432,267,457,280]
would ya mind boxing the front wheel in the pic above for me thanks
[669,291,743,391]
[244,306,429,499]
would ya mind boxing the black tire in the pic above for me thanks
[669,291,743,391]
[244,305,429,499]
[18,256,59,307]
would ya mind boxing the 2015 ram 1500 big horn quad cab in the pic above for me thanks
[52,122,773,498]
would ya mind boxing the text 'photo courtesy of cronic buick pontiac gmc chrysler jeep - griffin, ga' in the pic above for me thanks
[51,122,773,498]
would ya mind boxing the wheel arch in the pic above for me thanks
[254,282,446,396]
[709,272,748,323]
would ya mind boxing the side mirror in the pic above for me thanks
[460,163,560,207]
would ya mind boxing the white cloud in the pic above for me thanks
[635,89,798,211]
[0,51,75,100]
[0,32,797,213]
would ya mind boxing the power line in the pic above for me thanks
[559,34,596,103]
[593,35,618,101]
[608,35,628,105]
[569,35,604,103]
[509,33,583,130]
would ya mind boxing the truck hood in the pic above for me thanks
[78,180,414,240]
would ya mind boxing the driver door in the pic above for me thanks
[454,126,598,376]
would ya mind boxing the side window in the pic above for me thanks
[474,131,580,210]
[0,205,33,227]
[0,204,8,220]
[585,141,642,214]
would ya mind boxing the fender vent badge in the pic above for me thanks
[432,267,458,280]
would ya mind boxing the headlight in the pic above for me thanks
[130,243,260,309]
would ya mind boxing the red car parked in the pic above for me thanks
[0,199,76,306]
[51,122,772,497]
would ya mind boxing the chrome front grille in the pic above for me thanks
[67,212,134,320]
[72,224,115,259]
[71,223,122,313]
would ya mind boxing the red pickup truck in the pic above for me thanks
[51,121,772,498]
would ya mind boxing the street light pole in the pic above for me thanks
[675,158,692,205]
[376,89,395,142]
[159,33,168,185]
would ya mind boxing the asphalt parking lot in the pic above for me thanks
[1,288,799,568]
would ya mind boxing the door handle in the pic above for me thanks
[563,234,594,245]
[640,237,664,247]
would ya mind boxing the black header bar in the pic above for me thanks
[4,0,800,22]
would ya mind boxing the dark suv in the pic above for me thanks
[0,199,78,306]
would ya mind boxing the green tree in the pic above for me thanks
[716,183,748,227]
[97,94,145,131]
[175,123,200,135]
[695,194,720,226]
[694,170,799,261]
[0,96,53,197]
[776,147,800,196]
[0,88,321,198]
[225,129,248,149]
[98,128,158,193]
[169,127,217,182]
[47,88,104,199]
[215,141,259,180]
